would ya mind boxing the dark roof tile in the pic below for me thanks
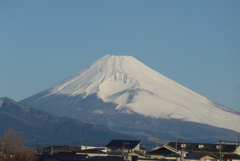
[105,140,141,149]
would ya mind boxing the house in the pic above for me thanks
[166,142,240,161]
[222,154,240,161]
[37,151,88,161]
[76,148,107,157]
[184,151,219,161]
[167,142,240,154]
[145,141,240,161]
[105,139,147,161]
[146,144,183,161]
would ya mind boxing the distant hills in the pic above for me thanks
[20,55,240,143]
[0,97,136,147]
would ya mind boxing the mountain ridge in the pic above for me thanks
[0,97,138,146]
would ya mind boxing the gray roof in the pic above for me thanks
[148,146,180,156]
[105,140,141,149]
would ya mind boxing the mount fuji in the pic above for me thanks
[20,55,240,143]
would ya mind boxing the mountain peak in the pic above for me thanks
[0,97,17,107]
[0,97,31,112]
[102,54,133,59]
[97,54,135,64]
[46,55,148,97]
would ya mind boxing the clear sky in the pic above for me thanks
[1,1,240,111]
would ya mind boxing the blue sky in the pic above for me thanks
[1,1,240,111]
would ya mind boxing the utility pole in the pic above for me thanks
[51,146,53,155]
[236,134,240,150]
[156,134,158,147]
[175,137,178,150]
[219,140,222,161]
[39,143,44,155]
[122,141,125,159]
[85,137,88,155]
[180,148,184,161]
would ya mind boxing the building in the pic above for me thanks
[144,142,240,161]
[105,139,147,161]
[76,148,107,157]
[146,144,183,161]
[167,142,240,155]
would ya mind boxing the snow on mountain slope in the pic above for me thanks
[41,55,240,132]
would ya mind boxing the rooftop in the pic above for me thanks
[105,140,141,149]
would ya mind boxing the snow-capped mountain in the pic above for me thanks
[20,55,240,142]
